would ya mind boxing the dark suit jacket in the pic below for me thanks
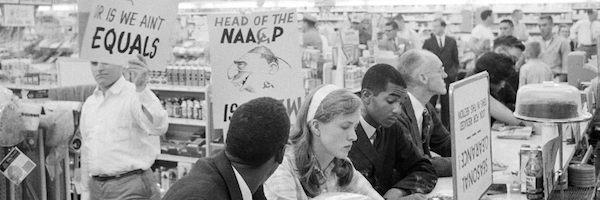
[348,121,437,195]
[398,98,453,177]
[422,34,459,79]
[162,152,267,200]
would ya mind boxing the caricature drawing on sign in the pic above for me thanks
[227,46,291,94]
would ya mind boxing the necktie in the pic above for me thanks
[421,109,431,144]
[373,127,383,150]
[438,37,443,49]
[591,21,597,44]
[421,109,432,156]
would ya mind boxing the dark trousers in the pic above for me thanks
[90,169,160,200]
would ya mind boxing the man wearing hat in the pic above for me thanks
[351,17,371,45]
[301,14,323,51]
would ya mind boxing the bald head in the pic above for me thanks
[396,50,442,86]
[396,50,447,97]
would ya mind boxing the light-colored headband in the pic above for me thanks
[306,84,341,122]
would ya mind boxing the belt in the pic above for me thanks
[92,169,145,182]
[581,44,597,47]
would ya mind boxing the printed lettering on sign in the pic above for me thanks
[80,0,178,70]
[209,9,305,129]
[449,72,492,200]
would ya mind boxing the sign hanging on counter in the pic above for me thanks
[449,71,492,200]
[3,5,35,27]
[80,0,178,70]
[208,9,305,129]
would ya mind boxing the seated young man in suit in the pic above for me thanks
[396,50,452,177]
[348,64,437,200]
[162,97,290,200]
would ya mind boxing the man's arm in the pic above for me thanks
[391,123,438,195]
[560,38,572,75]
[128,55,169,136]
[422,39,432,51]
[428,105,451,157]
[429,157,453,177]
[570,21,581,42]
[490,95,530,126]
[451,39,460,69]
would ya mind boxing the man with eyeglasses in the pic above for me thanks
[535,15,571,82]
[422,18,459,130]
[378,21,402,53]
[396,50,453,177]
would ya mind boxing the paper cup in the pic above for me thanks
[18,103,42,131]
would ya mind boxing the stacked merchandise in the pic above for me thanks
[568,164,595,188]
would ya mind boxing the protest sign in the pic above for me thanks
[80,0,178,70]
[3,5,34,27]
[208,9,305,129]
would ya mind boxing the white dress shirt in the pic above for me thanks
[407,92,425,133]
[570,18,600,45]
[232,166,252,200]
[359,116,377,144]
[512,20,529,41]
[80,77,168,190]
[396,28,422,50]
[471,24,495,43]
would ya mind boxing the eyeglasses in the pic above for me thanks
[422,66,445,75]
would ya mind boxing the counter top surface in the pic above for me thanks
[428,121,590,199]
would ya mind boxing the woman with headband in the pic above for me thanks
[264,84,383,200]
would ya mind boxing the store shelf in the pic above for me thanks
[2,83,59,91]
[495,20,572,24]
[169,118,206,126]
[495,10,571,14]
[157,153,200,164]
[148,84,206,93]
[405,18,436,22]
[317,17,346,21]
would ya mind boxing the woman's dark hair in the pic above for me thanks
[474,52,515,85]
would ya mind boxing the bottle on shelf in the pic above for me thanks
[181,99,188,119]
[525,147,543,200]
[186,99,193,119]
[193,100,201,120]
[167,66,174,85]
[165,98,173,117]
[161,70,168,85]
[200,100,207,120]
[173,98,182,118]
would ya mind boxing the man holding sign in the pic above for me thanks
[80,55,168,200]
